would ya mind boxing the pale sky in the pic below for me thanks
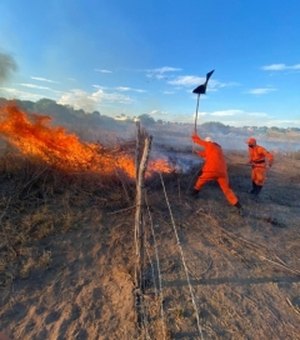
[0,0,300,128]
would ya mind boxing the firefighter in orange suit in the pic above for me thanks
[191,133,242,210]
[247,137,273,197]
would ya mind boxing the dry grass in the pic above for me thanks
[0,152,135,302]
[0,149,299,339]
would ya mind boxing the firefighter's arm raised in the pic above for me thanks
[192,133,206,147]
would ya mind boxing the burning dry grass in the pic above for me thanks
[0,103,173,180]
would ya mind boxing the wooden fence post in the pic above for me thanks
[134,131,152,327]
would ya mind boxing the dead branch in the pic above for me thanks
[219,226,300,276]
[107,205,136,215]
[286,297,300,315]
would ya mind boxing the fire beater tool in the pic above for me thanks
[192,69,214,133]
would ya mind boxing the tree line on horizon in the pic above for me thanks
[1,97,299,139]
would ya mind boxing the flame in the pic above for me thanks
[0,103,173,179]
[148,159,173,176]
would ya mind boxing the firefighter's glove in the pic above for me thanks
[192,133,200,143]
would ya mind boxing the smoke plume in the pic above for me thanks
[0,52,17,84]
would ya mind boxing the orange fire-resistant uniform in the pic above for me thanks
[248,144,273,186]
[192,134,238,206]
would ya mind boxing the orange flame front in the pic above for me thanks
[0,103,173,179]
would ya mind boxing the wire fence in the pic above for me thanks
[134,170,205,339]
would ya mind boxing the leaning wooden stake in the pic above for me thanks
[134,132,152,329]
[135,121,142,180]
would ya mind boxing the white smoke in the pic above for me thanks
[0,52,17,84]
[57,88,133,114]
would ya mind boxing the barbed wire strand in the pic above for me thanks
[143,247,157,340]
[145,242,158,296]
[159,173,204,340]
[141,214,153,340]
[145,191,167,340]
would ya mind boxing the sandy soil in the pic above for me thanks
[0,152,300,339]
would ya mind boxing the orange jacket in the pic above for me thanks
[248,145,273,168]
[192,134,227,175]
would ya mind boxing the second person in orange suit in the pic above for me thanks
[191,133,242,211]
[247,137,274,197]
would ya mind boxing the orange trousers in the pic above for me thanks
[251,167,266,186]
[194,172,238,206]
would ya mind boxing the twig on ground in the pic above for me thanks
[218,225,300,276]
[258,255,300,276]
[286,297,300,315]
[188,258,213,280]
[107,205,136,215]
